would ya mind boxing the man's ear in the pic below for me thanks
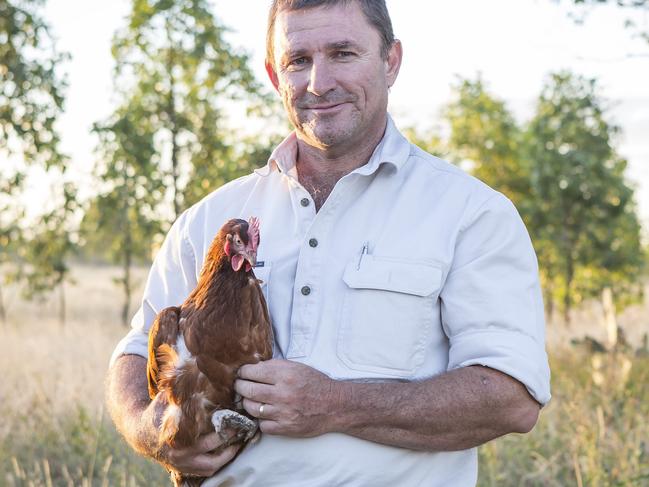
[385,39,403,89]
[266,60,280,93]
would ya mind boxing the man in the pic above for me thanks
[107,1,551,485]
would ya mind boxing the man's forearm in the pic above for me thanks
[106,354,164,458]
[330,365,540,451]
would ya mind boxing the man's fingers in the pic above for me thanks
[184,445,241,477]
[194,430,235,453]
[166,435,242,477]
[234,379,276,402]
[238,360,280,384]
[242,398,275,419]
[207,444,241,464]
[259,420,282,435]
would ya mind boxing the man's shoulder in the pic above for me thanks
[185,171,261,219]
[404,142,502,207]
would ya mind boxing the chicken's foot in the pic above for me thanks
[211,409,258,444]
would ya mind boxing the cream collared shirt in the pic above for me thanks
[111,116,551,487]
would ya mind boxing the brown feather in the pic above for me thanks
[147,306,181,399]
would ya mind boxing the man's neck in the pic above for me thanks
[295,119,387,211]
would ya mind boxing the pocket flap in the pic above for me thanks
[343,256,442,297]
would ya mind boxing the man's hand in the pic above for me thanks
[235,359,340,437]
[158,429,242,478]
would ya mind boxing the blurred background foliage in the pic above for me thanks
[1,0,648,485]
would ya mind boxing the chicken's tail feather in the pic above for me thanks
[147,306,181,399]
[156,344,180,398]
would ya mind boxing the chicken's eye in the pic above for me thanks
[234,236,242,245]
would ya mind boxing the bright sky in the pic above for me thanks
[41,0,649,227]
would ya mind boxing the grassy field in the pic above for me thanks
[1,264,648,486]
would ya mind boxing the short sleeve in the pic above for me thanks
[440,193,551,405]
[109,210,198,367]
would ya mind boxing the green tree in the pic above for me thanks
[20,181,79,326]
[183,131,282,208]
[443,76,529,209]
[0,0,69,322]
[84,103,164,326]
[111,0,267,221]
[525,71,644,324]
[86,0,276,324]
[0,0,67,169]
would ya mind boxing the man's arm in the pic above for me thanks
[335,364,539,450]
[235,359,540,451]
[106,355,163,457]
[106,354,241,477]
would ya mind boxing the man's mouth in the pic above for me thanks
[303,102,349,112]
[309,103,342,109]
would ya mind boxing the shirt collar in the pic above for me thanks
[352,115,411,176]
[254,114,411,178]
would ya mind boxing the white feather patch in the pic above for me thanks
[175,335,194,368]
[162,403,182,428]
[199,392,214,409]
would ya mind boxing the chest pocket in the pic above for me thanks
[337,255,442,377]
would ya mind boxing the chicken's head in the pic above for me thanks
[223,217,260,272]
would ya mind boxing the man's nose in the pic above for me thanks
[307,58,336,96]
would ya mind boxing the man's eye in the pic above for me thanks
[288,57,308,67]
[336,51,354,58]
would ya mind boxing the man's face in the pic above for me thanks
[267,2,401,152]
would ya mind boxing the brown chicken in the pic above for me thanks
[147,217,273,487]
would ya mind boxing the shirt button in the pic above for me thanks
[300,198,310,207]
[301,286,311,296]
[309,238,318,248]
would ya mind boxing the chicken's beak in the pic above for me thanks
[243,249,257,268]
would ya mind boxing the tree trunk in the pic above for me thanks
[0,281,6,325]
[121,238,132,327]
[601,287,617,349]
[563,254,574,326]
[169,87,180,221]
[167,20,180,221]
[59,278,66,327]
[543,282,555,326]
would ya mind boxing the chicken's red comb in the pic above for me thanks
[248,217,260,251]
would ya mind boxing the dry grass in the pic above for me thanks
[0,264,148,419]
[0,264,168,486]
[1,264,648,486]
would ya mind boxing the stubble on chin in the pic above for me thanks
[281,87,361,148]
[300,117,344,148]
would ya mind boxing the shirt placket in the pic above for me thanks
[286,174,358,359]
[282,174,313,358]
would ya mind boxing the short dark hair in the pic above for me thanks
[266,0,395,67]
